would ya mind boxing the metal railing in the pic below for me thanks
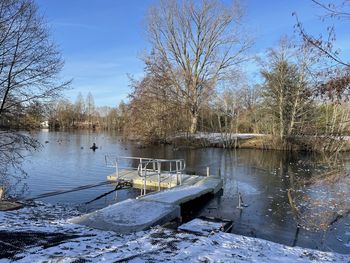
[105,155,186,195]
[137,158,186,195]
[105,155,153,179]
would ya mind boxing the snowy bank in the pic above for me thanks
[0,202,349,262]
[174,132,264,144]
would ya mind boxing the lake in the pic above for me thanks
[10,130,350,254]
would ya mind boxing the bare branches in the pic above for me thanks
[126,68,186,142]
[260,41,314,141]
[145,0,252,133]
[0,0,70,117]
[294,14,350,68]
[310,0,350,19]
[294,1,350,100]
[0,0,69,193]
[0,129,40,196]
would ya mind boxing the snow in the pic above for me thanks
[178,218,226,235]
[175,132,264,143]
[175,133,350,144]
[70,172,221,234]
[1,202,349,262]
[140,176,222,204]
[69,199,180,233]
[141,185,210,204]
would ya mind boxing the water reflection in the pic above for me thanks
[7,131,350,254]
[190,149,350,254]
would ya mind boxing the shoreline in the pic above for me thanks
[0,201,349,262]
[166,133,350,152]
[19,128,350,152]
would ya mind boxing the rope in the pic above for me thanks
[25,181,112,201]
[84,180,132,204]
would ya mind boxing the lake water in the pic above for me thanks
[11,130,350,254]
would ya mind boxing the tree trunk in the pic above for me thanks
[190,112,198,134]
[279,98,284,140]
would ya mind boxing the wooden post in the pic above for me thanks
[206,167,210,177]
[237,192,243,209]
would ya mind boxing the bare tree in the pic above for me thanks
[74,92,85,123]
[211,72,260,147]
[127,67,185,142]
[86,92,95,127]
[294,0,350,99]
[261,41,313,142]
[0,0,69,115]
[145,0,252,133]
[0,0,69,194]
[295,0,350,68]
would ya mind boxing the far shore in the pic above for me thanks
[35,129,350,152]
[159,132,350,152]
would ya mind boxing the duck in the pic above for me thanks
[90,143,98,151]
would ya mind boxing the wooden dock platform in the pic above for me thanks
[107,169,207,191]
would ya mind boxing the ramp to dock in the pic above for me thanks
[70,199,180,234]
[70,176,222,233]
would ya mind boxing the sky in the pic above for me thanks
[35,0,350,107]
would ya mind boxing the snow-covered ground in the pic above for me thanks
[175,132,350,143]
[175,132,264,143]
[1,202,349,262]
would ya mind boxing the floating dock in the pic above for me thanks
[107,170,211,191]
[70,156,222,233]
[71,175,222,233]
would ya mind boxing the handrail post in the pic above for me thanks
[180,160,183,185]
[140,157,146,195]
[143,167,147,196]
[116,157,119,180]
[106,156,187,195]
[169,161,172,183]
[157,161,161,191]
[176,161,179,185]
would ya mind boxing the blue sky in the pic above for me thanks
[36,0,349,107]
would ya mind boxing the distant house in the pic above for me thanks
[40,120,49,128]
